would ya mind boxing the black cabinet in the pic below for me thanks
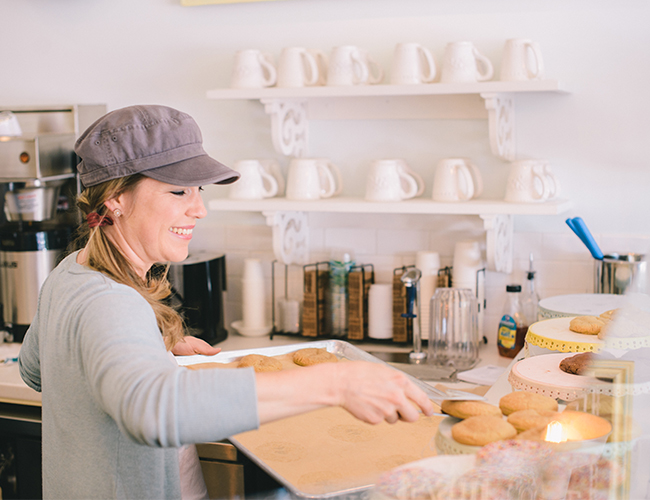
[0,403,42,499]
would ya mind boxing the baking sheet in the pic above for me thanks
[177,340,447,498]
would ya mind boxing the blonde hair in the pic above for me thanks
[72,174,185,350]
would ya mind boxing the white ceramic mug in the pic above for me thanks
[285,158,343,200]
[504,159,555,203]
[365,159,424,202]
[440,41,493,83]
[230,49,277,89]
[500,38,544,82]
[390,43,437,85]
[359,48,384,84]
[308,49,329,86]
[229,159,280,200]
[276,47,319,88]
[432,158,483,202]
[327,45,370,86]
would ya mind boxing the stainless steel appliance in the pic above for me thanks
[168,252,229,345]
[0,105,106,342]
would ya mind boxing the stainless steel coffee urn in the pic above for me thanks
[0,105,106,341]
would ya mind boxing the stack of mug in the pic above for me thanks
[229,38,545,89]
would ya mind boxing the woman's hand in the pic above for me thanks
[171,336,221,356]
[333,361,435,425]
[254,360,435,426]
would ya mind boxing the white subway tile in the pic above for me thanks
[324,227,377,255]
[377,228,428,254]
[541,232,597,262]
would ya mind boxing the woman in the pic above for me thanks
[19,105,434,499]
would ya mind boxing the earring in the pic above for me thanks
[114,209,122,217]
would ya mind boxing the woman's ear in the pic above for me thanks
[103,197,121,214]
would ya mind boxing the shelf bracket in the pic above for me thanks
[263,210,310,265]
[480,213,514,273]
[481,93,515,161]
[261,99,309,157]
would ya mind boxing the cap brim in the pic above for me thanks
[140,154,240,186]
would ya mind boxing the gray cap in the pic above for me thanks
[75,105,240,188]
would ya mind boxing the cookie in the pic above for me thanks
[599,309,619,322]
[441,400,502,420]
[499,391,558,416]
[559,352,593,375]
[507,409,559,433]
[569,315,605,335]
[451,415,517,446]
[237,354,283,372]
[292,348,338,366]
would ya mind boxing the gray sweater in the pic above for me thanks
[19,252,259,499]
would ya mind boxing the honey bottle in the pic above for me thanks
[497,284,528,358]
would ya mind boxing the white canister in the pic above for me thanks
[242,259,266,329]
[367,284,394,339]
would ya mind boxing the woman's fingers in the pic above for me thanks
[336,362,436,425]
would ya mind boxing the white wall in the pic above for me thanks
[2,0,650,343]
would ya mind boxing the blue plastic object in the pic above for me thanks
[565,217,604,260]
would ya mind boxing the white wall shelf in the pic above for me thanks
[206,80,570,272]
[206,80,567,159]
[208,197,572,216]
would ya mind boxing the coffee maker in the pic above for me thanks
[0,105,106,341]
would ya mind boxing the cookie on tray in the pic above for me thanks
[507,409,559,433]
[569,315,605,335]
[237,354,283,372]
[451,415,517,446]
[499,391,558,416]
[440,400,502,420]
[292,347,338,366]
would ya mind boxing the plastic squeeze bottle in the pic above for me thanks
[497,284,528,358]
[521,254,540,326]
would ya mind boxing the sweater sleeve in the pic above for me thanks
[77,285,259,447]
[18,312,42,393]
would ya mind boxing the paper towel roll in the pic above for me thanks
[368,284,393,339]
[242,259,266,328]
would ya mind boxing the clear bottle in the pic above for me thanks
[326,253,354,338]
[497,284,527,358]
[521,253,540,326]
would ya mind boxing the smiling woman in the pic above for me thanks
[17,104,435,500]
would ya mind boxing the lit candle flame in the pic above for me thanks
[544,420,568,443]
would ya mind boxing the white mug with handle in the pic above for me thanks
[504,159,552,203]
[327,45,370,86]
[500,38,544,82]
[276,47,319,88]
[229,159,279,200]
[230,49,277,89]
[365,159,424,202]
[286,158,343,200]
[440,41,493,83]
[390,43,437,85]
[432,158,481,202]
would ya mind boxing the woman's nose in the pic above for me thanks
[189,192,208,219]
